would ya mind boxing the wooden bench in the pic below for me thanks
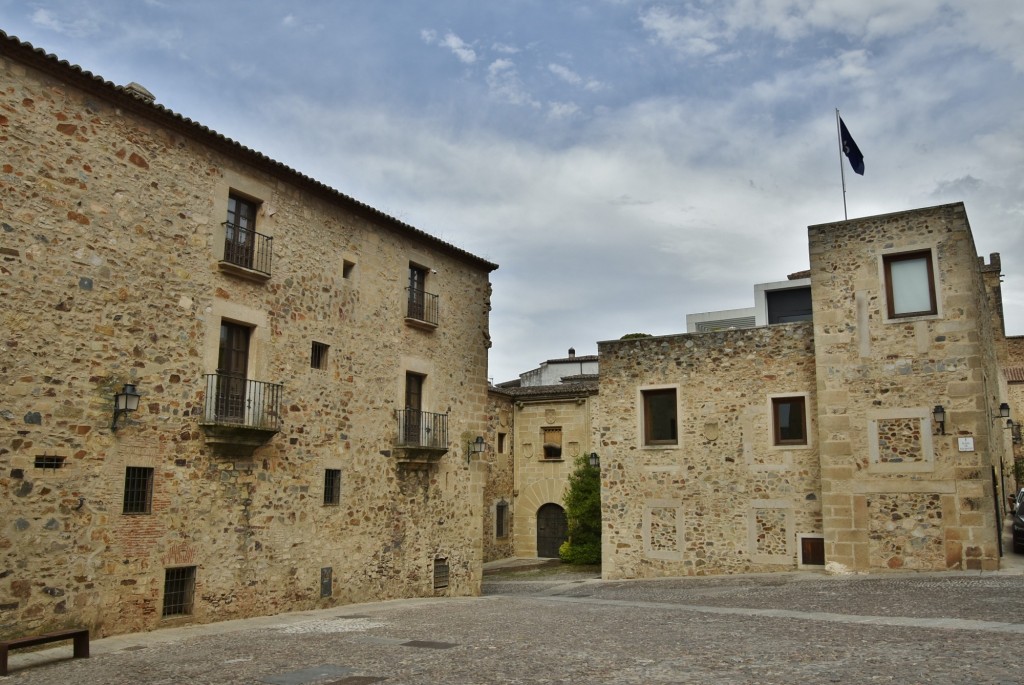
[0,628,89,676]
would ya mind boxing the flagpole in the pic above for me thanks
[835,108,848,220]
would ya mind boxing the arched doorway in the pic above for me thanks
[536,503,568,558]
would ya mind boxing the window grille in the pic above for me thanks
[34,455,66,469]
[433,557,449,589]
[162,566,196,617]
[123,466,154,514]
[324,469,341,506]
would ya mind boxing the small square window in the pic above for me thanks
[311,341,329,370]
[496,501,509,538]
[542,427,562,459]
[324,468,341,506]
[772,397,807,446]
[162,566,196,617]
[34,455,66,469]
[883,250,937,318]
[342,260,355,279]
[642,389,678,445]
[123,466,154,514]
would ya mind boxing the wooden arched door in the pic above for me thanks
[536,503,568,558]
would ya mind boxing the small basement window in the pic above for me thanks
[433,557,450,589]
[34,455,66,469]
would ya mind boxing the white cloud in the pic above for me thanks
[486,59,540,107]
[441,31,477,64]
[549,63,582,86]
[547,101,581,120]
[30,8,98,37]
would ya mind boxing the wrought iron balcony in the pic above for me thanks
[200,373,282,455]
[405,287,439,327]
[221,222,273,278]
[394,409,449,464]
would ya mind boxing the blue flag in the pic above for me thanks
[839,117,864,175]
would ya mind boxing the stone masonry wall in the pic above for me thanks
[808,203,1002,572]
[0,51,492,638]
[597,324,820,579]
[482,391,514,562]
[512,395,596,557]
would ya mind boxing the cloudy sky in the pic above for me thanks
[3,1,1022,383]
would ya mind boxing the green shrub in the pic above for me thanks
[560,453,601,564]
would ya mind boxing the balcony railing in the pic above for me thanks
[395,409,448,449]
[201,373,282,432]
[223,223,273,276]
[405,287,439,326]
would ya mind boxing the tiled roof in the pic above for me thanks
[1006,367,1024,383]
[0,31,497,273]
[545,355,599,364]
[498,379,599,399]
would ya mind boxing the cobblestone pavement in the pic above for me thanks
[6,561,1024,684]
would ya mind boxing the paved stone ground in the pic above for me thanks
[6,554,1024,684]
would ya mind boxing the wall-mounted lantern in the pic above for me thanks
[932,405,946,436]
[588,452,600,469]
[112,383,141,431]
[467,435,485,463]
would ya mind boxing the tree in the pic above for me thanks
[559,453,601,564]
[619,333,652,340]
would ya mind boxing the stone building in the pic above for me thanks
[598,203,1011,577]
[0,31,497,639]
[484,350,598,560]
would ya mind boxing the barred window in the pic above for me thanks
[162,566,196,617]
[123,466,154,514]
[311,341,329,370]
[433,557,449,589]
[324,468,341,506]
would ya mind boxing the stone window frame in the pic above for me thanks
[642,498,684,561]
[768,392,813,450]
[638,384,680,449]
[879,246,941,322]
[866,407,936,474]
[212,172,275,282]
[541,426,563,460]
[748,499,794,565]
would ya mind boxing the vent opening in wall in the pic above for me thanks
[433,557,449,589]
[800,536,825,566]
[34,455,66,469]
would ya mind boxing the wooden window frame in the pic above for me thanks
[772,396,808,446]
[642,388,678,446]
[883,249,937,319]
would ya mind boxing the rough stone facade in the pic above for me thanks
[0,34,495,639]
[481,390,515,562]
[809,204,1003,572]
[598,324,820,578]
[597,203,1008,577]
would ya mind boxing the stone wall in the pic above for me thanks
[482,390,515,562]
[597,324,820,578]
[511,394,596,557]
[808,203,1002,572]
[0,46,493,638]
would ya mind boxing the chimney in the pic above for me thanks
[568,347,575,359]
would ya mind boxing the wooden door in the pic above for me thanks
[537,503,568,558]
[217,322,250,422]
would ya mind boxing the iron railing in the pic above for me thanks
[405,287,439,325]
[202,373,282,432]
[223,222,273,275]
[395,409,448,449]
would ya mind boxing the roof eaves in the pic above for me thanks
[1,31,498,273]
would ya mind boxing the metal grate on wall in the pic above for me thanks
[162,566,196,617]
[34,455,66,469]
[433,557,449,589]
